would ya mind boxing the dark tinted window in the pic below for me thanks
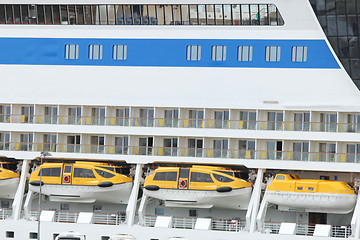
[39,167,61,177]
[215,170,234,177]
[64,165,72,173]
[98,166,115,172]
[191,172,213,183]
[153,171,177,181]
[179,168,189,178]
[74,168,96,178]
[95,169,115,178]
[58,238,81,240]
[212,173,234,182]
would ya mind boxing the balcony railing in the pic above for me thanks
[1,114,359,133]
[263,221,351,238]
[30,210,126,225]
[143,215,246,232]
[2,141,360,164]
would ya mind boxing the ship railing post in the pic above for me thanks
[351,191,360,238]
[249,168,265,233]
[138,194,148,226]
[126,164,143,226]
[12,159,31,220]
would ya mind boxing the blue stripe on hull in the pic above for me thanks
[0,38,339,69]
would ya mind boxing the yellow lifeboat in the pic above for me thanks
[266,174,357,214]
[144,165,252,209]
[29,161,133,204]
[0,161,20,199]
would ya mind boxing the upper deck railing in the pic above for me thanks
[2,113,359,133]
[1,141,359,164]
[0,4,284,26]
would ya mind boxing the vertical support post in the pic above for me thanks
[126,164,143,226]
[138,194,148,225]
[249,168,265,233]
[23,190,34,220]
[351,192,360,238]
[12,159,30,220]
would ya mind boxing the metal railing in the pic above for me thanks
[29,210,126,225]
[143,215,246,232]
[3,141,360,164]
[1,113,360,133]
[0,208,12,220]
[263,221,352,238]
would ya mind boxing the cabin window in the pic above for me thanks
[308,187,314,191]
[265,46,281,62]
[39,167,61,177]
[292,46,307,62]
[95,169,115,178]
[238,46,253,61]
[89,44,103,60]
[65,44,79,60]
[189,209,197,217]
[297,187,303,190]
[212,173,234,183]
[153,171,177,181]
[276,175,285,180]
[155,208,164,215]
[60,203,69,211]
[186,45,201,61]
[6,231,14,238]
[74,168,96,178]
[29,232,38,239]
[191,172,213,183]
[212,46,226,61]
[113,45,127,60]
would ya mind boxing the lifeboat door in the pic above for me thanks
[62,164,72,184]
[178,168,189,189]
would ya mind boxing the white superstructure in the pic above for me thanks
[0,0,359,239]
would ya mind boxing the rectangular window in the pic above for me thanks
[238,46,253,61]
[39,167,61,177]
[265,46,281,62]
[74,168,96,178]
[89,44,103,60]
[113,45,127,60]
[190,171,213,182]
[212,46,226,61]
[153,171,178,181]
[292,46,307,62]
[65,44,79,59]
[186,45,201,61]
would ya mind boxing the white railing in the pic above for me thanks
[144,215,246,232]
[263,221,352,238]
[0,208,12,220]
[29,210,126,225]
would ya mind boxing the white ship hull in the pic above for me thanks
[266,191,357,214]
[144,187,252,210]
[29,182,133,204]
[0,178,19,199]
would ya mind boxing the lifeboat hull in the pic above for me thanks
[29,182,133,204]
[144,187,252,210]
[266,191,357,214]
[0,177,19,199]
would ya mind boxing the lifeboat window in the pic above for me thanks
[95,169,115,178]
[297,187,303,190]
[191,172,213,183]
[38,167,61,177]
[153,171,178,181]
[98,166,115,172]
[213,173,234,183]
[74,168,96,178]
[0,170,2,172]
[308,187,314,191]
[64,166,72,173]
[215,170,234,177]
[276,175,285,180]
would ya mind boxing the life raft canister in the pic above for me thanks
[63,175,71,183]
[179,179,187,188]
